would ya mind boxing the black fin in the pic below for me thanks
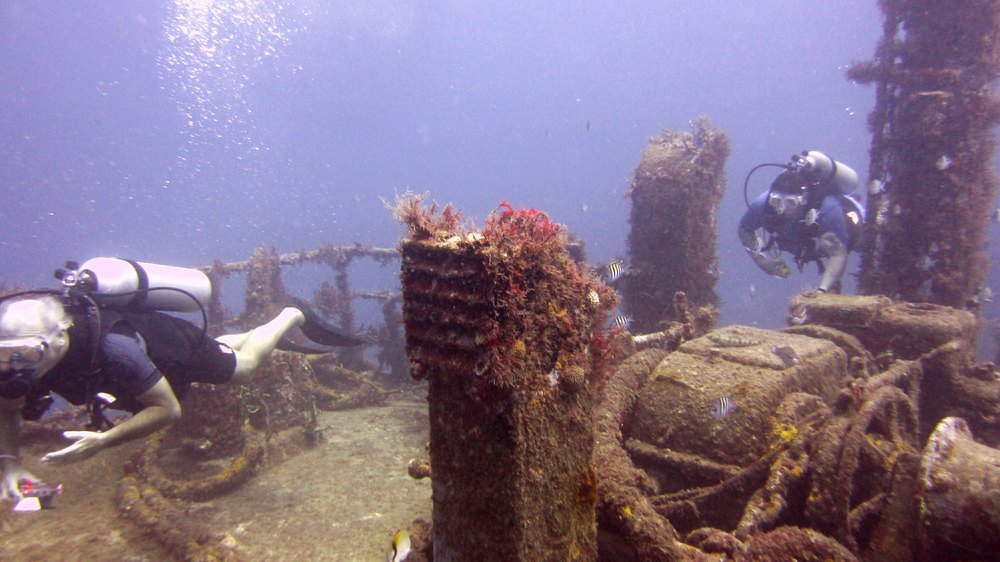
[287,296,368,347]
[277,325,337,354]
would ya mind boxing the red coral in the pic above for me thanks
[483,201,563,243]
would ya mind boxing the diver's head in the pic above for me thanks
[0,294,71,398]
[768,171,809,218]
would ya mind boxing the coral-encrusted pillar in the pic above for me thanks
[398,199,614,562]
[624,117,728,332]
[851,1,1000,305]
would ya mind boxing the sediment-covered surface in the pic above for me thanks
[0,396,430,562]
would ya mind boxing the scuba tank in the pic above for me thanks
[742,150,860,209]
[791,150,858,195]
[59,257,212,312]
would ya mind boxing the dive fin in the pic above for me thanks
[276,325,337,354]
[288,296,368,347]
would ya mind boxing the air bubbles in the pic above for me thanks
[159,0,308,174]
[935,154,953,171]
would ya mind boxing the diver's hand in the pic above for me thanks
[1,460,38,501]
[749,251,791,279]
[41,431,106,464]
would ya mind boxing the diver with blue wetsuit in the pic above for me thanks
[738,151,865,294]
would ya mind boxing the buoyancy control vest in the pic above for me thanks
[760,190,865,272]
[24,306,211,421]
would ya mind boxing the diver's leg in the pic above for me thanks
[215,332,250,348]
[224,307,305,383]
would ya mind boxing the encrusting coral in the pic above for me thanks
[852,0,1000,306]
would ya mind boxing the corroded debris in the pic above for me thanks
[598,289,1000,561]
[117,476,242,562]
[126,425,264,502]
[919,417,1000,561]
[630,326,845,468]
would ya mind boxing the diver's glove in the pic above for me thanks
[749,250,792,279]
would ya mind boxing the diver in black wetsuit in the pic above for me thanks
[0,289,362,501]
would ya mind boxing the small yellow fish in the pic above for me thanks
[388,529,411,562]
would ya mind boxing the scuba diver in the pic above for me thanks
[738,150,865,294]
[0,258,366,502]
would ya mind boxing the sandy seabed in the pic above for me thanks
[0,396,432,562]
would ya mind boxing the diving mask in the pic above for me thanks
[0,328,61,374]
[768,192,807,215]
[0,335,56,400]
[0,336,49,373]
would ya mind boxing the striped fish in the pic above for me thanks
[709,396,737,420]
[605,259,627,283]
[611,314,633,330]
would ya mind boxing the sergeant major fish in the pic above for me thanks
[709,396,737,420]
[587,289,601,305]
[611,314,633,330]
[604,258,628,283]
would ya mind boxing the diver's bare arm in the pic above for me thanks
[0,397,36,498]
[43,378,182,464]
[818,231,847,292]
[98,377,182,449]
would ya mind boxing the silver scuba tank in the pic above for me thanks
[76,257,212,312]
[793,150,858,195]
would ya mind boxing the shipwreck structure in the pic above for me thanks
[851,0,1000,306]
[598,293,999,562]
[389,186,1000,562]
[623,118,729,333]
[397,197,618,561]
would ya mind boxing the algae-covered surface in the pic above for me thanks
[0,395,431,562]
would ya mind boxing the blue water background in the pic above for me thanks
[2,1,996,349]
